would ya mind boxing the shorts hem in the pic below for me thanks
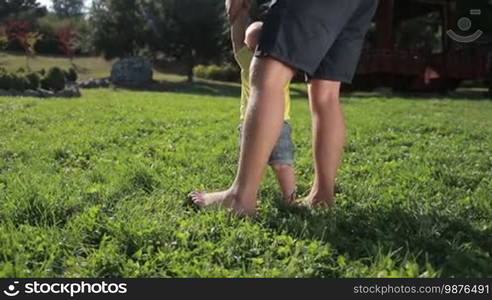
[306,73,354,84]
[255,49,316,76]
[268,160,295,167]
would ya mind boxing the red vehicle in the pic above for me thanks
[353,0,492,92]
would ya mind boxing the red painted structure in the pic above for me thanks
[354,0,492,92]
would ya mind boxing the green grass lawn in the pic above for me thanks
[0,83,491,278]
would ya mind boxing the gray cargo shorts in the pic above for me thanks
[239,122,295,166]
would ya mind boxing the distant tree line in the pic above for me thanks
[52,0,85,18]
[89,0,230,82]
[0,0,89,56]
[0,0,279,81]
[2,0,491,82]
[0,0,47,22]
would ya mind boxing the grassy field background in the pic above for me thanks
[0,52,185,82]
[0,53,491,277]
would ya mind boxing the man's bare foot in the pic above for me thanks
[300,192,336,208]
[188,189,256,216]
[189,190,234,208]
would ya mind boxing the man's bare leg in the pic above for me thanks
[191,57,295,216]
[304,80,346,207]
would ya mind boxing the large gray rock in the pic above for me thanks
[111,57,153,87]
[55,85,81,98]
[38,89,55,98]
[23,90,42,97]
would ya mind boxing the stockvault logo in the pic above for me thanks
[3,281,20,297]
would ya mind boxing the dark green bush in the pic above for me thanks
[193,64,239,82]
[0,73,29,91]
[65,68,78,82]
[25,72,41,90]
[16,74,29,91]
[0,67,73,92]
[0,73,10,90]
[41,67,66,91]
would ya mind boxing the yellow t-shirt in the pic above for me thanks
[234,47,291,121]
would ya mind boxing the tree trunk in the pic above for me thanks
[70,56,78,71]
[186,49,196,83]
[26,54,31,72]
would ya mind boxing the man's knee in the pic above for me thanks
[310,79,341,110]
[250,57,294,90]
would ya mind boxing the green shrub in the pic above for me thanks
[14,75,29,91]
[0,73,29,91]
[41,67,66,91]
[193,64,239,82]
[0,35,7,50]
[0,67,73,91]
[65,68,78,82]
[0,73,10,90]
[25,72,41,90]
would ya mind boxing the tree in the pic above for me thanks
[52,0,85,18]
[21,32,44,70]
[89,0,147,59]
[142,0,227,82]
[173,0,227,82]
[0,26,7,51]
[89,0,227,81]
[57,27,79,66]
[6,20,43,70]
[5,19,31,45]
[0,0,47,22]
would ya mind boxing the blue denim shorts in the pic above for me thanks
[239,122,295,166]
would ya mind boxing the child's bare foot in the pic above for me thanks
[281,190,300,207]
[271,164,297,207]
[188,189,256,216]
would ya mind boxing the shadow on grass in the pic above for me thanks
[114,79,242,98]
[114,79,308,99]
[343,90,492,101]
[102,75,492,101]
[262,204,492,277]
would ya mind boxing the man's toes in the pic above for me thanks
[189,191,205,204]
[312,199,336,208]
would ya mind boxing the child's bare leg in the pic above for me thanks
[190,57,295,216]
[271,164,296,205]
